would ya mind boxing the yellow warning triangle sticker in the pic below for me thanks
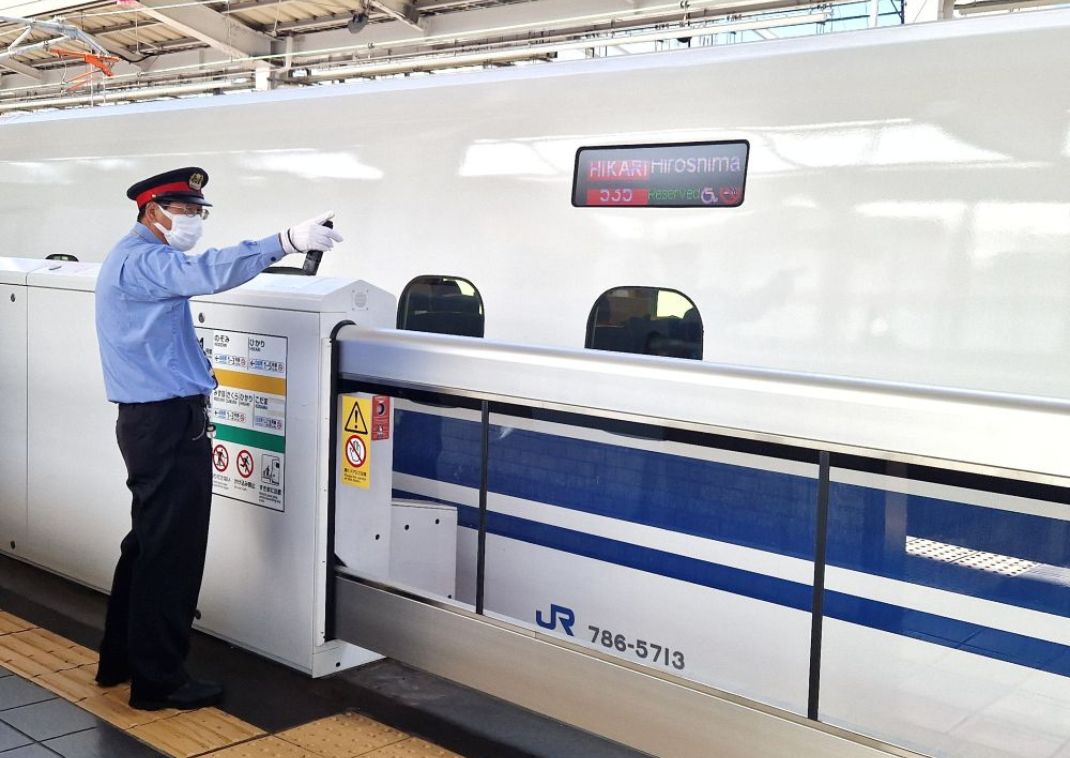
[344,400,369,434]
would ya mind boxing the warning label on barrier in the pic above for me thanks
[340,396,371,489]
[371,395,391,441]
[344,435,366,468]
[196,328,287,511]
[344,399,369,435]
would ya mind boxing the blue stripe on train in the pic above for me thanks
[393,409,1070,618]
[393,488,1070,679]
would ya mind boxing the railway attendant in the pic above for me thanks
[93,167,342,711]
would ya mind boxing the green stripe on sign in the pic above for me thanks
[214,424,285,454]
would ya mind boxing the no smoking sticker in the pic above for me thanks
[340,396,372,489]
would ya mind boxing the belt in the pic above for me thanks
[118,394,209,410]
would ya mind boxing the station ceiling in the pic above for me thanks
[0,0,1055,110]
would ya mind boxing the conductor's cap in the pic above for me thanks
[127,167,213,209]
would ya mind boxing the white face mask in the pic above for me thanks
[154,207,204,252]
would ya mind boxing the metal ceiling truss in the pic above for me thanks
[0,14,109,54]
[133,0,275,58]
[0,0,1062,111]
[0,12,116,78]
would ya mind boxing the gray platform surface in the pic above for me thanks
[0,667,163,758]
[0,554,645,758]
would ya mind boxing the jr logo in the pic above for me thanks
[535,604,575,637]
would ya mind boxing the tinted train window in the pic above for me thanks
[586,287,702,359]
[397,276,484,338]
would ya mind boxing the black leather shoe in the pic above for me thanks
[129,679,224,711]
[94,665,129,687]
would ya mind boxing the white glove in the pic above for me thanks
[281,211,344,255]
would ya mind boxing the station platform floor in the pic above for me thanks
[0,555,643,758]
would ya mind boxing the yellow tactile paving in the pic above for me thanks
[29,626,77,649]
[0,650,59,678]
[131,707,265,757]
[48,643,98,667]
[0,607,464,758]
[0,635,87,677]
[203,735,325,758]
[0,611,33,634]
[0,632,93,669]
[81,688,180,730]
[10,628,74,653]
[276,712,408,758]
[364,737,463,758]
[35,663,120,702]
[0,632,44,659]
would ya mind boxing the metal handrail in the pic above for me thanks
[336,326,1070,485]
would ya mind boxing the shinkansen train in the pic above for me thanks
[1,8,1069,758]
[0,8,1067,398]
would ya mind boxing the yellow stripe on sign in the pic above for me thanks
[214,368,286,396]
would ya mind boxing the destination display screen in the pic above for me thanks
[573,141,750,208]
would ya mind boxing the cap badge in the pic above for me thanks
[189,172,205,190]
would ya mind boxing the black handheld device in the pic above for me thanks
[264,219,334,276]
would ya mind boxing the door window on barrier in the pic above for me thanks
[586,287,702,359]
[819,463,1070,758]
[397,276,485,338]
[481,406,820,716]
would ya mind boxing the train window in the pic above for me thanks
[397,276,485,338]
[586,287,703,360]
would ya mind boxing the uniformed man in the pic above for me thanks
[94,167,342,711]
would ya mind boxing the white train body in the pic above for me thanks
[3,10,1070,758]
[2,10,1069,398]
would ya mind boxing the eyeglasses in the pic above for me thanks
[162,204,210,220]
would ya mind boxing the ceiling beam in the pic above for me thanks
[133,0,275,58]
[89,30,152,63]
[369,0,421,30]
[0,57,43,79]
[270,13,352,34]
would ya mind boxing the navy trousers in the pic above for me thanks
[98,394,212,698]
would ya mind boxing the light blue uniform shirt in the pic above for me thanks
[95,223,285,403]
